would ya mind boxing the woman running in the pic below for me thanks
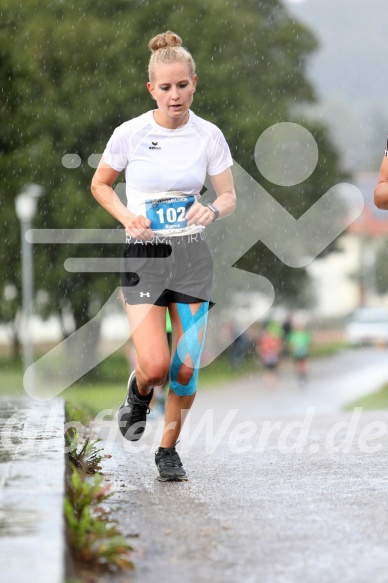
[91,30,236,481]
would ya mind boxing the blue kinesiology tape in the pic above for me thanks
[170,302,209,396]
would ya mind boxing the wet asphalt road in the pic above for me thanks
[95,347,388,583]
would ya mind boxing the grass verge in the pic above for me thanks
[65,404,133,580]
[0,341,348,417]
[344,383,388,411]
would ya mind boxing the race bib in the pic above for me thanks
[145,195,195,232]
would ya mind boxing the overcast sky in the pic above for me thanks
[284,0,388,172]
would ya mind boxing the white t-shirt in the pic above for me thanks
[103,110,233,236]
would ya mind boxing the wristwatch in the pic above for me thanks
[207,203,220,222]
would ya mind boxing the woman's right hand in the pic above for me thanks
[123,215,153,240]
[90,163,154,240]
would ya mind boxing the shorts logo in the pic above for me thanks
[149,141,161,150]
[139,292,151,297]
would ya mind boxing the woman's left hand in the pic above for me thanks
[186,203,216,226]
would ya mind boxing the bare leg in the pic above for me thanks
[161,391,196,448]
[124,303,170,395]
[296,358,308,382]
[159,302,206,448]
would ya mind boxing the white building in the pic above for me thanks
[307,172,388,318]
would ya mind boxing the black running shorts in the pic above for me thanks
[121,233,213,306]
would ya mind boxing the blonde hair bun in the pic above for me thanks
[149,31,182,53]
[147,30,196,83]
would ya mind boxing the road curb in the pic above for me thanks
[0,397,66,583]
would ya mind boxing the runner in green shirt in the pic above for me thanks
[287,326,311,383]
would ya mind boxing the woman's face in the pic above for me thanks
[147,62,197,128]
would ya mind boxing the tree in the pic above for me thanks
[1,0,346,353]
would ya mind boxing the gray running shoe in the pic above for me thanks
[155,447,188,481]
[118,371,153,441]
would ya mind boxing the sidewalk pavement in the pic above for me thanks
[0,397,66,583]
[94,347,388,583]
[99,409,388,583]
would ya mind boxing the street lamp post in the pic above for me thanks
[15,184,44,376]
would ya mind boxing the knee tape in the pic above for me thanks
[170,302,209,396]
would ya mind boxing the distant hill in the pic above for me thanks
[284,0,388,172]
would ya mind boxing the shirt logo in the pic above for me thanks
[149,141,161,150]
[139,292,151,297]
